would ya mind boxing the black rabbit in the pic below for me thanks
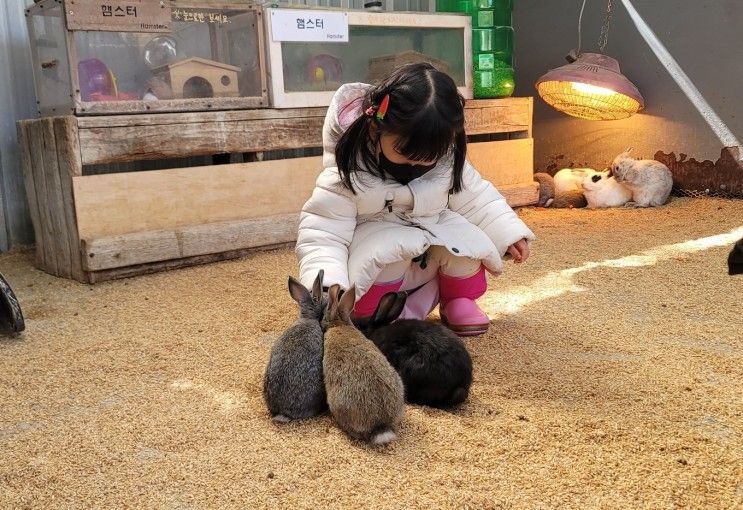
[355,292,472,408]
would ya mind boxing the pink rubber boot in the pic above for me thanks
[353,280,403,318]
[438,266,490,336]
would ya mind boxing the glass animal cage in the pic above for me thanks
[264,8,472,107]
[26,0,267,115]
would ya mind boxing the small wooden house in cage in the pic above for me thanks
[152,57,241,99]
[368,50,450,82]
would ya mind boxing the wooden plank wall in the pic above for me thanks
[74,139,537,274]
[73,157,324,239]
[75,99,533,165]
[77,108,329,165]
[468,138,534,187]
[464,98,531,136]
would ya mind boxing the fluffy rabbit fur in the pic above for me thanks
[554,168,598,193]
[534,173,588,208]
[551,189,588,209]
[581,171,633,208]
[322,285,405,445]
[354,292,472,408]
[611,149,673,207]
[263,271,327,422]
[533,172,556,207]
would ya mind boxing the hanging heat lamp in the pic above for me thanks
[536,0,644,120]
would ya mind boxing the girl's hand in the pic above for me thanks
[507,239,530,263]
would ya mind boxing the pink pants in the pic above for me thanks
[356,246,482,320]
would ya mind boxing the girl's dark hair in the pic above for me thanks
[335,62,467,194]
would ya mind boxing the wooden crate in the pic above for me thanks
[17,98,537,283]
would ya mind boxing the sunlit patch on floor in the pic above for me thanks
[170,378,242,412]
[483,226,743,318]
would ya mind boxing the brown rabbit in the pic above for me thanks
[321,285,405,445]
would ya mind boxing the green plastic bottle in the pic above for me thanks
[438,0,515,98]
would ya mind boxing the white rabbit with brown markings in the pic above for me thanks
[553,168,599,193]
[582,171,633,208]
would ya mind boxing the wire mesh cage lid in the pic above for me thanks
[536,52,644,120]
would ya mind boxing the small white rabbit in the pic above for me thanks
[554,168,599,193]
[611,148,673,207]
[581,171,633,208]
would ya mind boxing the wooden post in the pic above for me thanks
[53,116,86,282]
[39,118,73,279]
[24,120,59,275]
[16,122,43,267]
[16,116,86,282]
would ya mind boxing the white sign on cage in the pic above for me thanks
[270,9,349,42]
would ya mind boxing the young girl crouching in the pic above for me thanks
[297,63,535,336]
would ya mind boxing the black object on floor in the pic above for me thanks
[0,272,24,334]
[728,237,743,275]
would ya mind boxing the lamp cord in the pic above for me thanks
[576,0,588,56]
[576,0,614,56]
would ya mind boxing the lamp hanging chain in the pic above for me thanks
[598,0,613,53]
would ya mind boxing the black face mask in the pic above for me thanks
[378,150,437,185]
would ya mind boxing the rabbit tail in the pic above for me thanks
[371,427,398,445]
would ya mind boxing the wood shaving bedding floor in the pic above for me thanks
[0,197,741,509]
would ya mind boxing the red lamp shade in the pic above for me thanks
[536,52,644,120]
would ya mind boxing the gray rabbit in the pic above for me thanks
[322,285,405,445]
[263,270,326,422]
[611,148,673,207]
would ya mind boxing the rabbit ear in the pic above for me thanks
[386,292,407,322]
[338,285,356,321]
[372,292,398,326]
[324,284,340,320]
[288,277,310,304]
[312,270,324,300]
[327,284,340,307]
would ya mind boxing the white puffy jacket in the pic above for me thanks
[297,83,535,297]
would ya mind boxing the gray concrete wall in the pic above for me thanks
[513,0,742,173]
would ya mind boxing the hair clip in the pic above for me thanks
[376,94,390,121]
[365,94,391,121]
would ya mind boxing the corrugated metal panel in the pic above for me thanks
[0,0,37,250]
